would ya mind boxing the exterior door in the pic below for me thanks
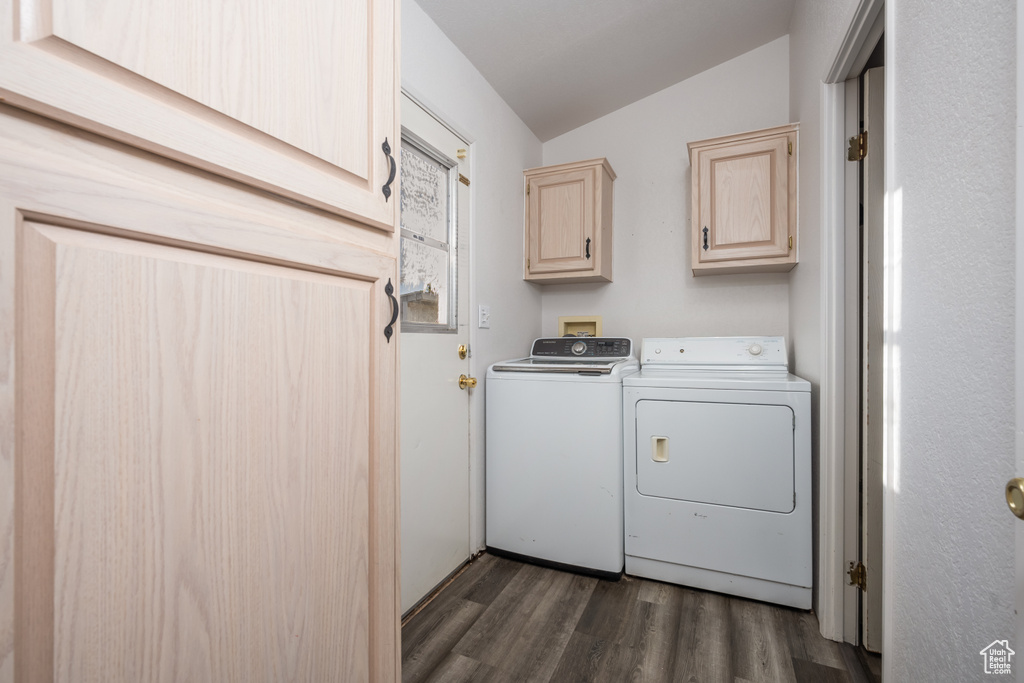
[398,94,472,613]
[861,65,885,654]
[0,0,400,680]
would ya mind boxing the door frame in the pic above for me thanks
[1015,0,1024,676]
[817,0,887,647]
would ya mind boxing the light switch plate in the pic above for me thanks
[478,305,491,329]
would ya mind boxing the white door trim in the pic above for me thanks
[817,0,885,644]
[1014,0,1024,679]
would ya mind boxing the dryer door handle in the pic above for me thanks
[651,436,669,463]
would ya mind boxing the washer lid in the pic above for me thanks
[490,357,627,374]
[640,336,788,373]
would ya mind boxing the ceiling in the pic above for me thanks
[415,0,796,142]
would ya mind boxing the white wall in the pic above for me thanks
[539,37,791,343]
[787,0,863,626]
[403,0,543,552]
[886,1,1015,678]
[788,0,863,385]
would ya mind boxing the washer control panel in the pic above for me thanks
[531,337,632,358]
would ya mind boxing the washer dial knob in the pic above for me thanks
[571,341,587,356]
[748,343,763,356]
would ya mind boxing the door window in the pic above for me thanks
[399,133,458,332]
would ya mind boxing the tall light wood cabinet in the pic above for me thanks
[524,158,615,284]
[688,123,798,276]
[0,0,398,231]
[0,1,401,681]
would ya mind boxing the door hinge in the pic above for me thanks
[847,131,867,161]
[788,141,793,156]
[459,173,471,187]
[848,561,867,591]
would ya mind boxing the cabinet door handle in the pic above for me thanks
[384,278,398,342]
[382,138,397,201]
[586,237,591,259]
[702,226,709,251]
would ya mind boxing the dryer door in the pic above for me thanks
[635,400,794,512]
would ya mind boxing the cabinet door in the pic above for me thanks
[0,0,397,230]
[526,168,595,276]
[0,109,398,682]
[695,133,792,265]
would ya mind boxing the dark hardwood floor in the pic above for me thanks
[401,553,881,683]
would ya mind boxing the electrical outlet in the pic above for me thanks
[478,305,491,329]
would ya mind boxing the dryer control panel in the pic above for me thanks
[531,337,632,359]
[640,336,788,371]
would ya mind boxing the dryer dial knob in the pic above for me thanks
[571,341,587,355]
[748,343,763,356]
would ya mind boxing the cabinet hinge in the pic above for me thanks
[527,257,530,268]
[789,235,793,251]
[526,184,530,196]
[848,561,867,591]
[847,131,867,161]
[459,173,471,187]
[788,141,793,156]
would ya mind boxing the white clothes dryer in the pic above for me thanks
[623,337,812,608]
[486,337,637,578]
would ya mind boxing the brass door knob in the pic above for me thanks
[458,375,477,390]
[1006,478,1024,519]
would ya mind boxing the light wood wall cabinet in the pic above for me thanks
[688,123,798,276]
[524,158,615,284]
[1,0,401,681]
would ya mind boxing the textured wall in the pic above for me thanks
[403,0,544,551]
[540,37,792,344]
[887,0,1016,678]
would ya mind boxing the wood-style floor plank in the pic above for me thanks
[672,588,733,683]
[778,606,847,669]
[452,562,560,666]
[401,598,486,683]
[792,657,852,683]
[729,599,798,682]
[574,575,642,643]
[487,571,597,681]
[402,554,880,683]
[421,652,497,683]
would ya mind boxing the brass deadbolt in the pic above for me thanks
[458,344,468,360]
[1006,478,1024,519]
[459,375,477,390]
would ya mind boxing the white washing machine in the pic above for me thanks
[623,336,812,608]
[486,337,638,578]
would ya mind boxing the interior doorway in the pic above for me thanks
[845,37,885,656]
